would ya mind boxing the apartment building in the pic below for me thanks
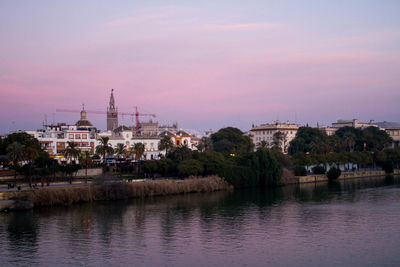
[250,121,300,153]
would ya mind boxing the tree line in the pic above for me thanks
[288,126,400,176]
[143,127,283,188]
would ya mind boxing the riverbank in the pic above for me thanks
[298,169,400,183]
[0,175,232,211]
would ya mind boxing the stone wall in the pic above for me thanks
[298,169,400,184]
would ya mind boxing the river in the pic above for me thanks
[1,176,400,266]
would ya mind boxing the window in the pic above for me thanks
[75,134,81,139]
[69,134,74,139]
[82,134,87,139]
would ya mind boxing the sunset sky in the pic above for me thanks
[1,0,399,134]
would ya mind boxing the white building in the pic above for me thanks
[331,119,376,129]
[104,126,163,160]
[20,90,201,161]
[26,125,96,162]
[159,129,196,150]
[250,121,300,153]
[375,121,400,147]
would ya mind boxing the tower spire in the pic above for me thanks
[109,88,115,111]
[107,88,118,131]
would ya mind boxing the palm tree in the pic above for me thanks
[24,139,39,186]
[257,140,268,149]
[343,132,355,152]
[132,142,145,161]
[80,151,92,183]
[115,143,127,160]
[273,131,288,153]
[25,140,39,163]
[95,137,114,170]
[132,142,145,175]
[115,143,128,178]
[7,142,25,186]
[64,141,81,184]
[65,141,81,164]
[159,136,174,156]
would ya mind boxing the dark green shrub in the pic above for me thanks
[294,166,307,176]
[177,159,204,177]
[142,160,158,176]
[382,161,394,174]
[218,149,282,188]
[327,166,341,180]
[312,165,326,175]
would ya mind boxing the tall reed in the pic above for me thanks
[11,175,232,207]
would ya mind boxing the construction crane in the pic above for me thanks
[56,106,156,134]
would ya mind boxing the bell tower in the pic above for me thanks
[107,89,118,131]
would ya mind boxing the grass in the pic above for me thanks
[5,175,232,207]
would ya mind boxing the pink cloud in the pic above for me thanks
[201,23,282,32]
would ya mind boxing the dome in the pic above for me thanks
[76,107,93,127]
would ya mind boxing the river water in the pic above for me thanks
[1,176,400,266]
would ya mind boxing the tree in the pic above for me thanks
[362,126,392,151]
[65,142,80,164]
[177,159,204,177]
[167,146,193,161]
[158,136,174,156]
[1,132,41,155]
[24,139,39,164]
[272,131,287,152]
[196,137,213,152]
[292,152,313,170]
[211,127,254,157]
[64,141,81,184]
[132,143,145,175]
[24,139,40,186]
[327,166,341,181]
[198,151,225,175]
[7,142,25,186]
[257,140,268,149]
[96,137,114,168]
[312,165,326,174]
[335,126,364,151]
[142,160,158,177]
[80,151,92,183]
[114,143,128,178]
[156,158,175,177]
[343,132,356,152]
[288,127,328,155]
[132,143,145,161]
[115,143,128,160]
[294,166,307,176]
[255,148,282,186]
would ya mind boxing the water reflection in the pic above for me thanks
[0,175,399,266]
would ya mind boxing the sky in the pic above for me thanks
[1,0,400,134]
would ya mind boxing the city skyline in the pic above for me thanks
[1,0,400,134]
